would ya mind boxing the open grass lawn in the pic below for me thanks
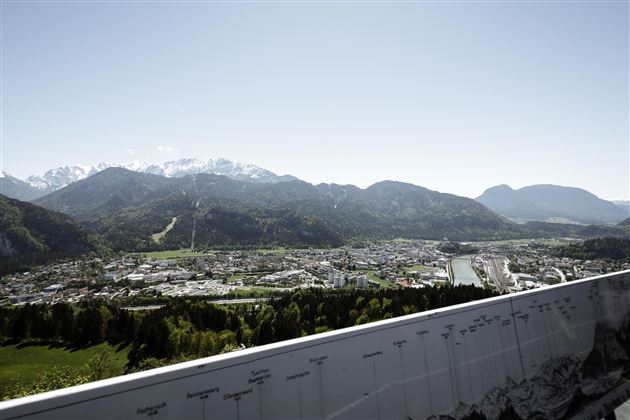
[404,264,430,272]
[253,248,289,255]
[364,271,395,289]
[0,342,130,390]
[139,248,296,259]
[136,249,209,259]
[230,287,280,297]
[487,238,566,246]
[226,273,251,283]
[390,238,414,244]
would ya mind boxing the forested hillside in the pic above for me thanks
[552,237,630,262]
[0,195,107,273]
[34,168,524,250]
[29,168,630,252]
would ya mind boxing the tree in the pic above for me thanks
[85,350,124,381]
[252,306,275,345]
[75,307,106,345]
[272,302,301,341]
[52,303,75,342]
[3,367,88,400]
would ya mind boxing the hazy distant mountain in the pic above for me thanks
[0,194,105,264]
[18,158,295,199]
[476,184,628,225]
[613,200,630,215]
[34,168,523,251]
[0,172,47,201]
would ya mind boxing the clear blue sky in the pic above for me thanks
[2,1,628,199]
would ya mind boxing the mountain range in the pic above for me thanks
[1,158,629,257]
[476,184,629,225]
[2,159,627,226]
[0,158,296,202]
[23,167,627,252]
[30,168,523,251]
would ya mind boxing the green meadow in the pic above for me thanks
[0,342,129,392]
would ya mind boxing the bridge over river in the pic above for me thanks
[2,271,630,419]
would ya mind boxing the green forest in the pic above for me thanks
[0,284,495,399]
[552,237,630,262]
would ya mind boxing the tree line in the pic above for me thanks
[551,237,630,262]
[1,285,495,364]
[0,285,496,398]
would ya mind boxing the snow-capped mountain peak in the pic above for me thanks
[21,158,296,194]
[121,160,151,172]
[111,158,297,184]
[26,164,100,191]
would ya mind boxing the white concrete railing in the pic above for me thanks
[2,270,630,420]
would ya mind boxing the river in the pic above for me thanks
[450,255,482,287]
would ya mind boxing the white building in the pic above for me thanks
[43,284,64,294]
[333,273,346,288]
[127,273,145,282]
[102,272,120,281]
[328,270,335,284]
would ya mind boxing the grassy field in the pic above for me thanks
[364,271,395,289]
[137,247,292,259]
[485,238,568,246]
[389,238,414,244]
[137,249,209,259]
[230,287,281,297]
[0,342,130,390]
[404,264,430,272]
[226,273,251,283]
[253,248,290,255]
